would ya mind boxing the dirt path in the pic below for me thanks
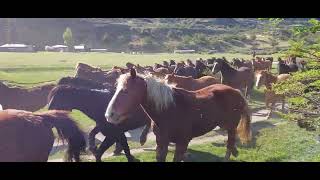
[48,103,286,162]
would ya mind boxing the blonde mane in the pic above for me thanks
[116,72,176,112]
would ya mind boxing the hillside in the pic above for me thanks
[0,18,310,53]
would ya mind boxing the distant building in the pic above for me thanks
[74,44,89,52]
[174,49,196,54]
[45,45,68,52]
[0,44,35,52]
[90,48,108,53]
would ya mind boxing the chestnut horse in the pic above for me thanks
[48,85,150,162]
[105,69,252,162]
[251,59,272,72]
[0,109,86,162]
[255,70,290,89]
[0,82,55,112]
[165,74,220,91]
[264,89,285,119]
[212,59,255,99]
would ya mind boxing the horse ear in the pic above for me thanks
[130,68,136,78]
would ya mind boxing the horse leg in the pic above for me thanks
[267,102,275,119]
[155,136,169,162]
[244,86,248,99]
[113,143,123,156]
[88,126,100,155]
[173,143,188,162]
[117,133,136,162]
[225,129,238,161]
[95,137,116,162]
[140,120,151,146]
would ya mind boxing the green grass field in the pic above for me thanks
[3,51,316,162]
[98,121,320,162]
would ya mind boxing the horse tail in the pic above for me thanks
[38,110,86,162]
[237,100,252,144]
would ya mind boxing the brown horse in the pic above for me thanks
[0,82,55,112]
[0,109,86,162]
[105,69,252,162]
[165,74,220,91]
[251,59,272,72]
[264,89,285,119]
[75,68,123,86]
[212,58,255,99]
[255,70,290,89]
[76,62,104,72]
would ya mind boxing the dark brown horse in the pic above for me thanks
[163,61,169,67]
[105,69,252,162]
[212,59,255,99]
[0,109,86,162]
[174,62,197,79]
[58,76,114,90]
[0,82,55,112]
[277,58,299,75]
[231,59,253,69]
[75,68,123,86]
[186,59,195,67]
[48,85,150,162]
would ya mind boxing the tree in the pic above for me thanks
[260,18,320,130]
[63,27,74,50]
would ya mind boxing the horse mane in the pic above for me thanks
[116,73,176,112]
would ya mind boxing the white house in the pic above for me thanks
[0,44,35,52]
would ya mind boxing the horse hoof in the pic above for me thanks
[231,149,239,157]
[128,157,140,162]
[224,151,231,161]
[140,138,147,146]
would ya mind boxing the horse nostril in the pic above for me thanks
[109,112,114,118]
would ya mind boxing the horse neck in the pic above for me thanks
[220,62,236,79]
[74,90,109,122]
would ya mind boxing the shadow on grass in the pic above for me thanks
[211,120,276,149]
[265,155,288,162]
[184,149,237,162]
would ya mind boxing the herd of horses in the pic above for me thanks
[0,55,306,162]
